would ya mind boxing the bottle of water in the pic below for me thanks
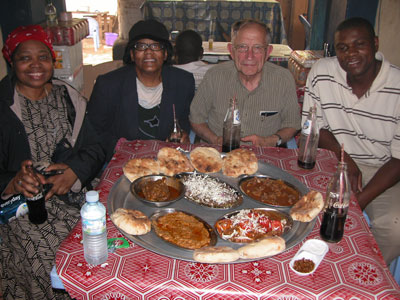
[81,190,108,265]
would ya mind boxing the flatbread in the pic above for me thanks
[157,147,194,176]
[238,236,286,259]
[193,246,240,263]
[222,148,258,177]
[110,208,151,235]
[123,158,160,182]
[290,190,324,222]
[190,147,223,173]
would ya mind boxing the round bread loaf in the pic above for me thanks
[238,236,286,259]
[190,147,223,173]
[110,208,151,235]
[290,190,324,222]
[222,148,258,177]
[123,158,160,182]
[193,246,240,263]
[157,147,194,176]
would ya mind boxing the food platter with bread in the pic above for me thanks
[109,146,319,264]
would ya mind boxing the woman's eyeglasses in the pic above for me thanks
[134,43,165,51]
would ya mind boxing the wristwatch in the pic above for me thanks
[274,133,283,147]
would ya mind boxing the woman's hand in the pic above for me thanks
[5,160,45,198]
[44,163,77,200]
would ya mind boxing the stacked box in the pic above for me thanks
[43,18,89,46]
[53,42,84,92]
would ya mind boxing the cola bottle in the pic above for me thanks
[298,105,319,169]
[320,161,350,243]
[26,166,48,225]
[169,104,182,143]
[222,97,241,152]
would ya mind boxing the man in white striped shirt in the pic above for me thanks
[302,17,400,265]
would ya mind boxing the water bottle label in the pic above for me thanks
[233,110,240,125]
[82,217,106,235]
[301,120,312,136]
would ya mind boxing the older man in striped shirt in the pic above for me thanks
[302,17,400,266]
[189,19,301,147]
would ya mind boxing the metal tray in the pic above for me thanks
[107,160,316,263]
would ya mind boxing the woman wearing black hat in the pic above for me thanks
[87,19,195,162]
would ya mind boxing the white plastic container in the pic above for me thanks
[290,239,328,276]
[81,190,108,265]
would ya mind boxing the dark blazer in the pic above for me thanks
[0,75,105,194]
[87,64,195,161]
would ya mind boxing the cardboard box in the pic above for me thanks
[54,42,83,76]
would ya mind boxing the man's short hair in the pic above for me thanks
[335,17,376,41]
[175,30,203,63]
[230,19,271,45]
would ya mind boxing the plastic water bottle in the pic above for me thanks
[44,0,58,27]
[81,190,108,265]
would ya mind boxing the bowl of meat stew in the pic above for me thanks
[238,175,301,208]
[131,175,185,207]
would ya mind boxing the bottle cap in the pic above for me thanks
[86,190,99,203]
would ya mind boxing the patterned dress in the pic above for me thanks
[0,85,87,300]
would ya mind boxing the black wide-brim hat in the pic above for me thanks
[123,19,173,64]
[129,19,170,44]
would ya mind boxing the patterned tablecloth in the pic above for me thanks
[142,0,287,44]
[56,139,400,299]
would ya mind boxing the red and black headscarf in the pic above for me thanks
[2,24,56,64]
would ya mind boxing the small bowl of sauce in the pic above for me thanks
[131,175,185,207]
[289,239,329,276]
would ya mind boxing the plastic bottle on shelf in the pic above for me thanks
[45,0,58,27]
[81,190,108,265]
[222,96,241,153]
[298,104,319,169]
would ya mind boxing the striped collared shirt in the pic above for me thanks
[302,52,400,166]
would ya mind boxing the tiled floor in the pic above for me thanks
[82,37,113,65]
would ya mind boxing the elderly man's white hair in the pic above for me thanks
[230,19,272,45]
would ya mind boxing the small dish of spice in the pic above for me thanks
[289,239,329,276]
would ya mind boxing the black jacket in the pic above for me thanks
[87,65,195,161]
[0,75,105,194]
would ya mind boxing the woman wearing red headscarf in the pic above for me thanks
[0,25,105,299]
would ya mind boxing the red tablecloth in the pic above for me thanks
[56,139,400,299]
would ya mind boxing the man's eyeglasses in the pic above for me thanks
[234,44,267,54]
[134,43,165,51]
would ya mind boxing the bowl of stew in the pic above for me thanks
[131,175,185,207]
[238,175,301,208]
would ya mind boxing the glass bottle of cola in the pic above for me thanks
[26,166,48,224]
[169,104,182,143]
[298,105,319,169]
[320,161,350,243]
[222,97,241,153]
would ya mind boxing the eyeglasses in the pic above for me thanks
[234,44,267,54]
[134,43,165,51]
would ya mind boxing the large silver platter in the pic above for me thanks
[107,160,316,263]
